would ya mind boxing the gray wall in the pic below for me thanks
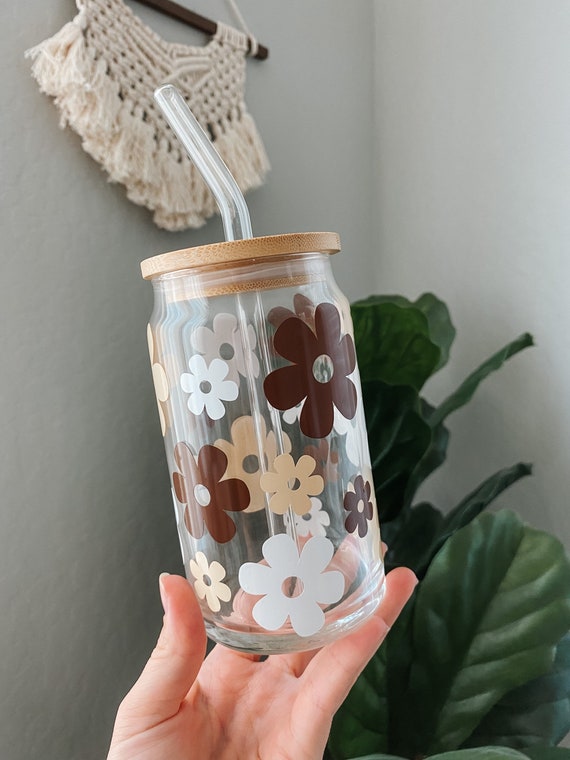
[2,1,375,758]
[3,1,568,758]
[373,1,570,543]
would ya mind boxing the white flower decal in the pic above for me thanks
[285,497,330,538]
[334,407,363,466]
[238,534,344,637]
[189,551,232,613]
[192,313,260,384]
[180,355,238,419]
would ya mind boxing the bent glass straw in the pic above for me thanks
[153,84,297,546]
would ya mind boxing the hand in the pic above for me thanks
[107,566,417,760]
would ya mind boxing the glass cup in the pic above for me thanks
[141,232,384,654]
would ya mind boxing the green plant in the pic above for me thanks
[326,295,570,760]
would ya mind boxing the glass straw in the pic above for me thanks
[153,85,298,547]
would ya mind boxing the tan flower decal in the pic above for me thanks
[147,324,169,436]
[172,442,250,544]
[304,439,339,483]
[344,475,374,538]
[215,416,291,513]
[263,303,357,439]
[260,453,324,516]
[189,552,231,612]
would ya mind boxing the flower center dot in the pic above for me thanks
[302,512,312,521]
[199,380,212,394]
[194,484,211,507]
[312,354,334,383]
[289,477,301,491]
[281,576,305,598]
[219,342,235,360]
[202,574,213,587]
[357,499,366,513]
[242,454,260,474]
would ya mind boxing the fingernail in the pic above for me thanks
[159,573,170,616]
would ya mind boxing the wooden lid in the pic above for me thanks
[140,232,341,280]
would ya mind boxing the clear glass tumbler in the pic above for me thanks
[141,232,384,654]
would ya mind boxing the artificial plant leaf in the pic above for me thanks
[328,641,389,759]
[381,502,444,578]
[413,293,456,371]
[403,400,450,508]
[441,463,533,538]
[351,298,441,390]
[346,756,407,760]
[427,749,531,760]
[463,633,570,749]
[362,380,432,521]
[429,333,534,428]
[329,596,417,760]
[409,511,570,754]
[523,748,570,760]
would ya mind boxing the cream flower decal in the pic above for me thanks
[180,355,238,419]
[215,415,291,512]
[192,313,260,384]
[189,551,231,612]
[285,497,330,538]
[238,534,344,637]
[147,324,169,436]
[260,453,324,516]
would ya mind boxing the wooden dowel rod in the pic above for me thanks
[133,0,269,59]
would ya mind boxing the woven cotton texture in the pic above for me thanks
[26,0,270,230]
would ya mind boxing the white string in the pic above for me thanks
[224,0,259,57]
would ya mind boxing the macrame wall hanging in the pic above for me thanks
[26,0,270,231]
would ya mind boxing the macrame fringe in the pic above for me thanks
[26,14,270,231]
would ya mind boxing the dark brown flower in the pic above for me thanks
[172,442,250,544]
[263,302,357,439]
[304,439,339,482]
[268,293,316,330]
[343,475,374,537]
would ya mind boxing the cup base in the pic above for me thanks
[205,563,385,655]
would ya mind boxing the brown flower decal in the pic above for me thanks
[264,302,357,439]
[344,475,374,538]
[304,439,339,483]
[268,293,316,330]
[172,442,250,544]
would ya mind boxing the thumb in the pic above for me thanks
[114,573,207,736]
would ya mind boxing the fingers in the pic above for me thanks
[112,574,207,738]
[296,567,417,721]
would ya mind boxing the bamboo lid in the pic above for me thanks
[140,232,341,280]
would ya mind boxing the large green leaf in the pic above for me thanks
[385,464,532,579]
[523,748,570,760]
[428,750,531,760]
[347,755,407,760]
[429,334,534,427]
[413,293,456,371]
[329,597,417,759]
[410,511,570,754]
[351,298,441,390]
[381,502,444,578]
[440,464,532,539]
[328,641,389,759]
[362,380,432,521]
[403,400,450,506]
[464,633,570,748]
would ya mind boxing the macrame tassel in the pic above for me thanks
[26,0,270,231]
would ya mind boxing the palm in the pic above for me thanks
[107,569,416,760]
